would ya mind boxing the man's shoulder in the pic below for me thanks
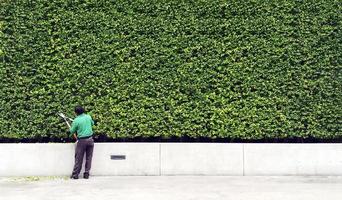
[74,114,87,121]
[79,114,92,120]
[73,116,81,123]
[85,114,92,118]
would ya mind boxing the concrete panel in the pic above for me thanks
[161,143,244,175]
[0,143,160,176]
[244,144,342,175]
[91,143,160,176]
[0,144,75,176]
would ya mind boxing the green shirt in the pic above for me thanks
[70,113,94,138]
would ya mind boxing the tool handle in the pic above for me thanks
[65,120,77,141]
[64,119,71,129]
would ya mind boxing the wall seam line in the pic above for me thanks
[159,143,161,176]
[243,144,245,176]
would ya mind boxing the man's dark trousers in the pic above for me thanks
[71,137,94,177]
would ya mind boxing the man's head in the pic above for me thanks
[75,105,85,115]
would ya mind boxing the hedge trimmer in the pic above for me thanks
[57,113,73,125]
[57,112,77,140]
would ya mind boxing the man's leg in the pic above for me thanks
[84,138,94,179]
[71,140,86,178]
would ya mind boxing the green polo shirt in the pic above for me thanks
[70,113,94,138]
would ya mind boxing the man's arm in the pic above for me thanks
[69,120,78,141]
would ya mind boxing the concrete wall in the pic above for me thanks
[1,143,342,176]
[92,143,160,176]
[161,143,243,175]
[0,143,160,176]
[0,144,75,176]
[244,144,342,176]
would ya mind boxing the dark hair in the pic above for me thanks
[75,106,85,115]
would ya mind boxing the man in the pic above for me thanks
[70,105,95,179]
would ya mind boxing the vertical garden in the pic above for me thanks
[0,0,341,142]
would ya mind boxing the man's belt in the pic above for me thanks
[78,135,93,140]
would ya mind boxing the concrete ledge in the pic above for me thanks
[1,143,342,176]
[161,143,243,175]
[0,144,75,176]
[92,143,160,176]
[244,144,342,176]
[0,143,160,176]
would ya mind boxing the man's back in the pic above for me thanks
[70,113,94,138]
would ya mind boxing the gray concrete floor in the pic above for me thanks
[1,176,342,200]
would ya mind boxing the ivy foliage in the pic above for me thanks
[0,0,341,141]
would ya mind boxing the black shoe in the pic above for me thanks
[70,175,79,179]
[83,173,89,179]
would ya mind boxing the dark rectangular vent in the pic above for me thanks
[110,155,126,160]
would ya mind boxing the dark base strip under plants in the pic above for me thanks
[1,135,342,143]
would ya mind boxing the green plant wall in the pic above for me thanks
[0,0,341,141]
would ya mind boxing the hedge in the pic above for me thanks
[0,0,341,142]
